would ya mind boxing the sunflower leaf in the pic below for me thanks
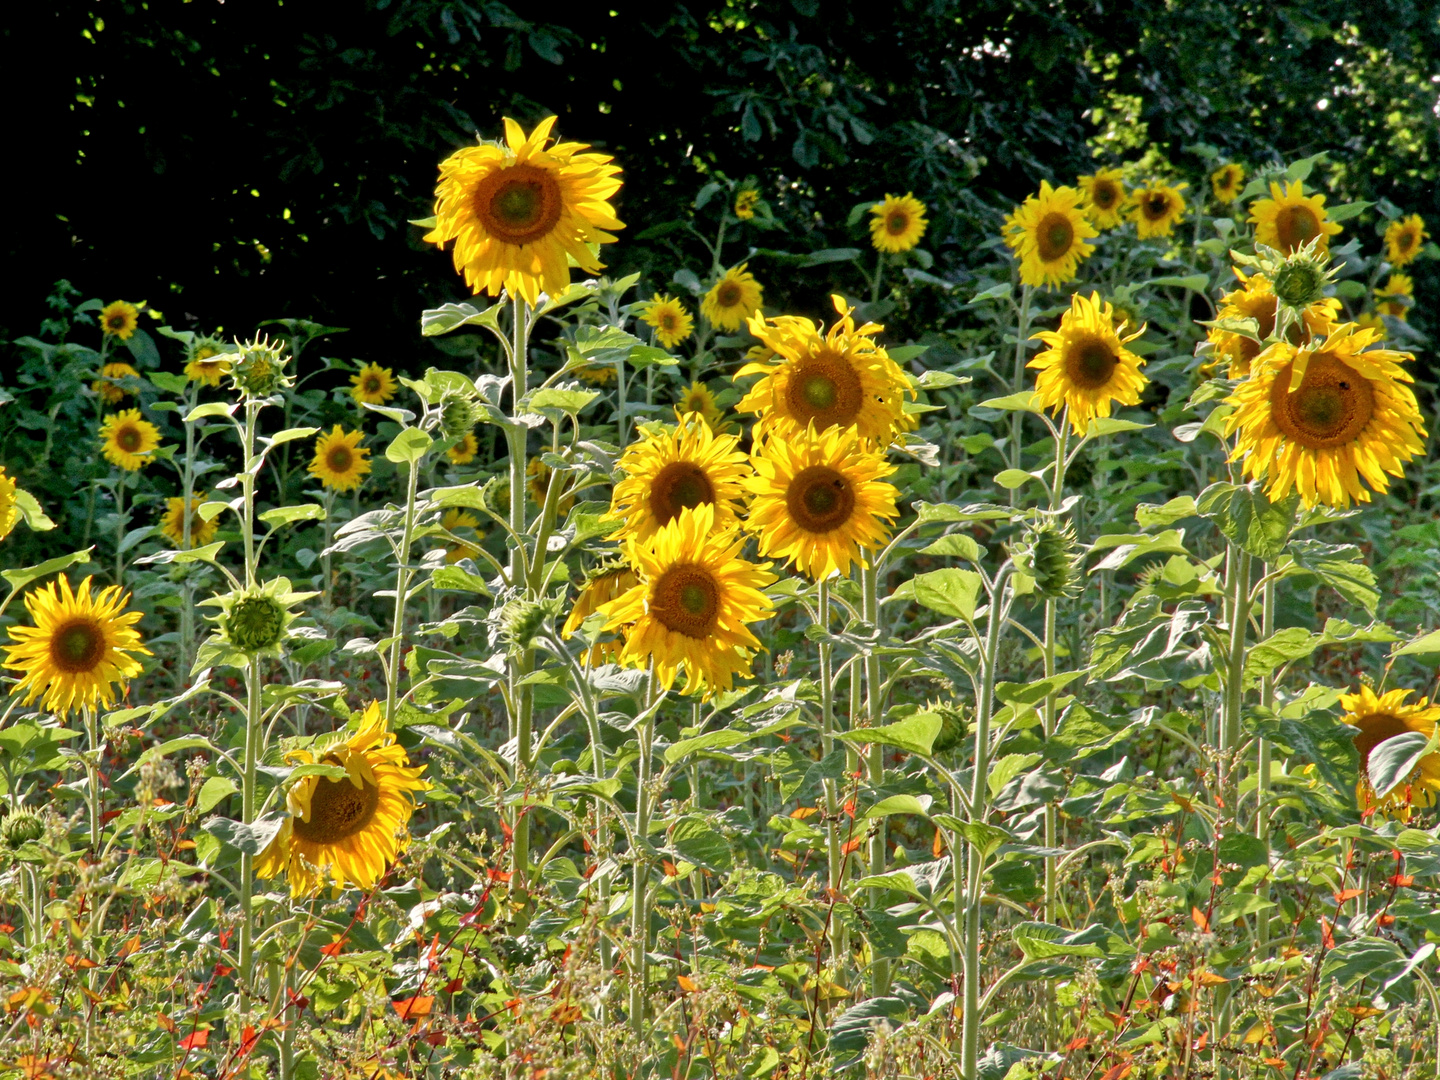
[1368,730,1438,801]
[2,548,96,597]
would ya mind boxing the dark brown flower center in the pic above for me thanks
[292,768,381,844]
[1037,213,1075,261]
[1093,182,1119,209]
[785,350,864,430]
[1063,336,1119,389]
[786,465,856,533]
[1270,353,1375,450]
[715,282,742,308]
[1144,193,1170,220]
[651,565,720,639]
[107,314,127,330]
[1275,205,1320,252]
[1354,713,1415,773]
[50,619,105,674]
[887,211,909,235]
[363,376,381,393]
[327,446,354,473]
[472,163,563,246]
[650,462,715,526]
[117,425,142,452]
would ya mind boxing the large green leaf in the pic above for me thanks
[1196,482,1295,562]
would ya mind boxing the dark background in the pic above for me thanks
[5,0,1438,360]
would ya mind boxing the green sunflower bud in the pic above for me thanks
[1,809,45,849]
[500,598,556,653]
[229,335,292,398]
[482,475,511,517]
[1015,520,1081,601]
[225,593,289,653]
[928,701,968,754]
[1272,255,1328,309]
[440,397,480,439]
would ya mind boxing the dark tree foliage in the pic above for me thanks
[6,0,1437,355]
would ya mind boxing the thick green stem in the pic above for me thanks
[238,656,262,990]
[1041,422,1069,1047]
[1220,545,1253,803]
[861,563,889,995]
[504,294,535,889]
[384,456,421,728]
[818,580,841,892]
[1008,285,1034,475]
[113,478,127,586]
[628,671,658,1035]
[1255,572,1275,950]
[83,707,101,851]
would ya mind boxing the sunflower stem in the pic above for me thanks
[1009,284,1034,479]
[818,579,842,894]
[384,450,421,730]
[506,292,535,894]
[1221,544,1253,807]
[629,666,659,1036]
[869,252,886,306]
[1255,571,1276,951]
[237,397,265,995]
[178,384,199,687]
[1041,421,1070,1050]
[861,561,890,996]
[113,476,127,587]
[321,489,335,615]
[82,707,101,852]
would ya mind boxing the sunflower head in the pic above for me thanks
[641,293,695,349]
[2,575,150,715]
[91,362,140,406]
[1343,684,1440,818]
[1270,244,1333,310]
[499,596,561,653]
[0,809,45,849]
[1013,520,1081,600]
[205,578,312,659]
[309,426,372,493]
[1248,180,1342,255]
[1375,274,1414,320]
[0,468,19,544]
[185,338,235,387]
[562,563,639,665]
[1210,163,1245,203]
[99,409,162,471]
[230,335,292,398]
[424,116,624,306]
[607,416,751,544]
[701,266,764,332]
[446,432,479,466]
[439,508,481,564]
[159,492,219,549]
[1384,214,1428,268]
[574,363,618,386]
[675,381,734,435]
[1077,169,1127,229]
[1128,182,1188,239]
[926,700,969,755]
[734,188,761,220]
[869,193,929,253]
[351,362,398,406]
[100,301,140,340]
[1028,292,1148,435]
[1003,181,1098,287]
[440,397,481,439]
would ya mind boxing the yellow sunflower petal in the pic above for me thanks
[308,425,372,492]
[1027,292,1148,435]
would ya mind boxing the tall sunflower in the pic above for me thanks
[308,426,372,493]
[1210,163,1245,203]
[3,576,150,715]
[446,432,479,465]
[597,504,776,698]
[607,416,750,544]
[1077,169,1127,229]
[1248,180,1342,255]
[1384,214,1428,268]
[91,362,140,406]
[424,115,624,306]
[350,363,398,405]
[1344,684,1440,818]
[439,508,482,564]
[746,425,899,581]
[256,702,429,897]
[100,301,139,340]
[1028,292,1148,435]
[701,265,764,332]
[159,492,218,549]
[869,193,928,253]
[1375,274,1413,320]
[1127,182,1187,239]
[562,565,639,665]
[0,467,17,543]
[738,295,912,444]
[1003,181,1097,288]
[1224,323,1427,508]
[185,339,233,387]
[641,294,695,349]
[100,410,161,471]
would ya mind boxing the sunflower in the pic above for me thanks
[350,362,398,405]
[1210,163,1245,203]
[1027,292,1148,436]
[158,492,218,549]
[641,294,695,349]
[1375,274,1413,320]
[1343,684,1440,818]
[1127,182,1187,239]
[1077,169,1127,229]
[439,508,482,564]
[91,362,140,406]
[562,565,639,665]
[0,467,17,543]
[738,295,911,445]
[1206,270,1337,379]
[2,576,150,715]
[734,189,760,220]
[574,363,618,386]
[185,339,233,387]
[256,701,429,897]
[308,426,372,493]
[676,381,735,435]
[1224,322,1427,509]
[424,116,623,306]
[528,457,574,516]
[607,416,750,544]
[745,425,899,581]
[99,301,139,340]
[597,504,775,698]
[99,410,161,471]
[869,193,928,253]
[1248,180,1342,255]
[1002,182,1096,288]
[1384,214,1428,268]
[447,432,479,465]
[702,265,764,332]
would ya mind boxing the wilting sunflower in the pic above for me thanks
[1210,163,1245,203]
[607,416,750,544]
[158,492,218,549]
[1127,182,1187,239]
[702,265,764,332]
[2,576,150,715]
[739,295,911,445]
[528,457,574,516]
[256,701,429,897]
[734,189,760,220]
[1375,274,1413,320]
[439,508,482,564]
[1077,169,1127,229]
[641,294,695,349]
[350,362,398,405]
[676,381,734,435]
[100,409,161,471]
[1343,684,1440,817]
[562,565,639,665]
[0,467,17,543]
[91,362,140,406]
[1206,270,1338,379]
[869,193,928,253]
[746,425,899,581]
[1384,214,1428,268]
[99,301,140,340]
[308,426,371,492]
[1224,322,1427,509]
[185,339,233,387]
[1028,292,1148,436]
[446,432,479,465]
[425,115,623,306]
[1003,181,1097,288]
[1248,180,1342,255]
[598,503,776,698]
